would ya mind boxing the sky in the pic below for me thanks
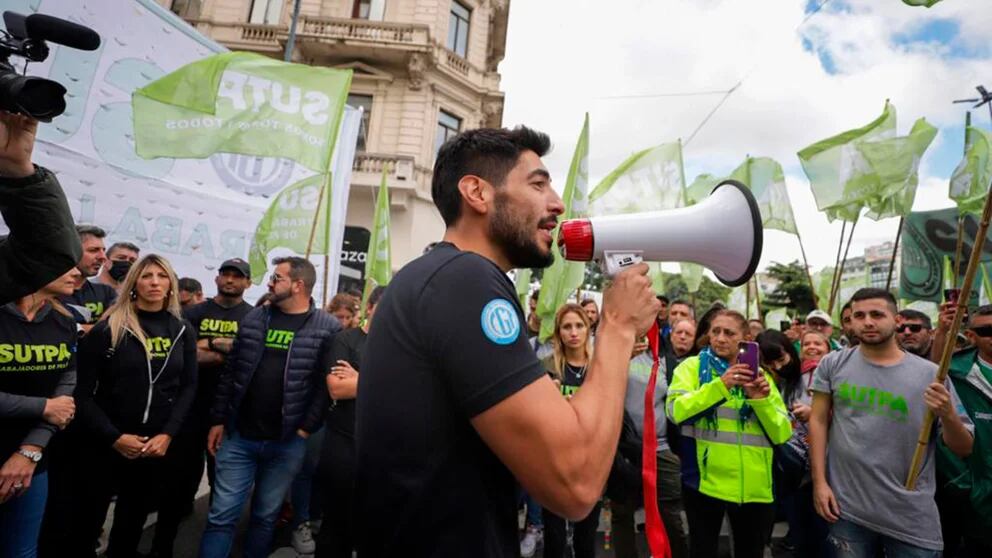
[497,0,992,275]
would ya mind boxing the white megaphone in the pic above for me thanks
[559,180,763,287]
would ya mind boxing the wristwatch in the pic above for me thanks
[16,448,42,463]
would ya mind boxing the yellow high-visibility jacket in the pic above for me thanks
[666,355,792,504]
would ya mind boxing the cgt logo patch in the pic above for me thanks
[481,299,520,345]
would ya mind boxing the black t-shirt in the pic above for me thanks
[560,362,588,397]
[355,242,545,558]
[184,299,252,397]
[326,327,366,438]
[238,307,309,440]
[60,280,117,324]
[0,304,76,468]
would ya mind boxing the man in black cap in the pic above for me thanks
[152,258,254,556]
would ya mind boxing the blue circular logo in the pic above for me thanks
[480,299,520,345]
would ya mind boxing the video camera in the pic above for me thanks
[0,11,100,122]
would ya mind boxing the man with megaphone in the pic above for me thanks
[352,126,661,557]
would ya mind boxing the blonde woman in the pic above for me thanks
[540,303,599,558]
[73,254,197,558]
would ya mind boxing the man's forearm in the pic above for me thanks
[809,414,829,485]
[941,413,974,458]
[930,329,948,364]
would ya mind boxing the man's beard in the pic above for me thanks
[858,328,896,346]
[268,288,292,305]
[219,285,245,297]
[490,193,554,269]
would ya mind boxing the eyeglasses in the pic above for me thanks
[896,324,927,334]
[970,325,992,338]
[268,274,289,284]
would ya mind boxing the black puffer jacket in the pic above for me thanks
[210,302,340,439]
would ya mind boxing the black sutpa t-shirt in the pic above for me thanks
[238,307,309,440]
[0,304,76,470]
[60,280,117,324]
[355,242,545,558]
[326,327,366,438]
[184,299,252,401]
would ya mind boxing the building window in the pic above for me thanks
[347,94,373,152]
[447,1,470,58]
[353,0,371,18]
[249,0,281,24]
[169,0,199,17]
[435,110,462,157]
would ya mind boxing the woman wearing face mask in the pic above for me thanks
[0,267,79,557]
[540,304,599,558]
[72,254,197,558]
[667,310,792,558]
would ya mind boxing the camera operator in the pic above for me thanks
[0,112,81,305]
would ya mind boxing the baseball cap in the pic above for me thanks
[219,258,250,277]
[806,309,833,326]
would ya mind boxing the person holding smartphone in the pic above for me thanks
[666,309,792,558]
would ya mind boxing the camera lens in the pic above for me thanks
[0,70,67,121]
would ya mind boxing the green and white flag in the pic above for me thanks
[537,114,590,341]
[858,118,938,220]
[361,169,392,319]
[589,140,704,292]
[515,269,533,311]
[727,285,758,319]
[728,157,798,235]
[950,126,992,215]
[902,0,942,7]
[685,173,722,206]
[134,52,352,173]
[798,102,897,222]
[248,174,327,283]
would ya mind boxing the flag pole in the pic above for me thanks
[753,276,764,321]
[951,112,972,289]
[284,0,303,63]
[829,220,848,308]
[796,232,818,305]
[906,179,992,489]
[884,217,904,292]
[829,216,859,315]
[745,284,752,320]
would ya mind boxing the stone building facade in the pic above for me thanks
[163,0,509,280]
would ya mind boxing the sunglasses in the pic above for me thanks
[970,325,992,338]
[896,324,927,334]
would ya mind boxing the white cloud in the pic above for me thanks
[499,0,992,276]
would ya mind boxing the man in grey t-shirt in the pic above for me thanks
[809,288,974,556]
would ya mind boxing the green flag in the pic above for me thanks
[248,174,327,283]
[858,118,938,220]
[950,126,992,215]
[361,169,392,319]
[798,101,896,222]
[134,52,352,173]
[729,157,798,235]
[589,142,684,211]
[902,0,942,6]
[764,307,790,330]
[515,269,533,310]
[685,173,721,206]
[536,114,590,341]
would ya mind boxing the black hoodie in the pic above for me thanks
[0,301,77,471]
[76,309,197,446]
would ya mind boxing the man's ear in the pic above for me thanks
[457,175,491,217]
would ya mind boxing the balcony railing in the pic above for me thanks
[240,24,282,46]
[298,16,430,47]
[353,153,432,194]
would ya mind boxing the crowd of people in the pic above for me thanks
[1,119,991,558]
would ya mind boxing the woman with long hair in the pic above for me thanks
[667,310,792,558]
[540,303,598,558]
[0,267,79,557]
[73,254,197,557]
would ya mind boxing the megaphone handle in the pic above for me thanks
[602,251,644,277]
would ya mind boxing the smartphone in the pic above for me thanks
[944,288,961,304]
[738,341,760,378]
[780,320,792,332]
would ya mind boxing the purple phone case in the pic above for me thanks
[738,342,760,377]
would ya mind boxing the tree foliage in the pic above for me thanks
[764,260,816,315]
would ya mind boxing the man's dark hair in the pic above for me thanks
[178,277,202,295]
[272,256,317,294]
[107,241,140,258]
[579,299,597,309]
[841,300,853,314]
[76,224,106,240]
[897,309,932,329]
[849,288,898,312]
[656,295,670,304]
[671,300,695,317]
[423,241,439,255]
[432,126,551,226]
[369,285,387,308]
[530,289,540,302]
